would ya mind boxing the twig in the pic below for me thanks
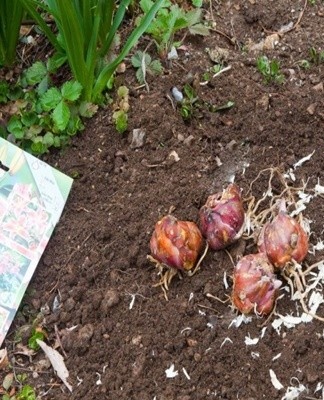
[54,324,67,358]
[209,27,235,45]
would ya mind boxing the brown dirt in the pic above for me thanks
[3,1,324,399]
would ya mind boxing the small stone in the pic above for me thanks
[207,47,229,63]
[313,82,323,91]
[226,139,237,151]
[78,323,94,345]
[130,128,146,149]
[171,87,184,103]
[101,290,120,314]
[183,135,195,146]
[194,353,202,362]
[132,335,142,346]
[307,103,316,115]
[306,371,319,383]
[187,338,198,347]
[65,298,76,312]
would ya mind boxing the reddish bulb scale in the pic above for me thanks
[258,200,309,268]
[232,253,282,315]
[199,183,245,250]
[150,214,203,272]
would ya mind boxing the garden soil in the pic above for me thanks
[3,1,324,399]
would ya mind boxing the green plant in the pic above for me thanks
[131,50,163,87]
[256,55,284,84]
[1,373,36,400]
[28,327,45,351]
[0,0,25,66]
[180,84,199,120]
[2,58,97,155]
[112,86,129,133]
[309,47,324,64]
[192,0,203,7]
[138,0,209,57]
[179,84,234,120]
[19,0,164,103]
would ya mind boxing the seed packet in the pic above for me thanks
[0,138,73,346]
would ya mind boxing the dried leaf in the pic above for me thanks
[0,348,9,369]
[37,339,72,392]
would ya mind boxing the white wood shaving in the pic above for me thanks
[96,372,102,385]
[272,353,282,361]
[260,326,267,338]
[228,314,252,328]
[281,382,307,399]
[293,151,315,169]
[223,271,229,289]
[315,181,324,195]
[129,294,136,310]
[300,217,312,236]
[165,364,178,378]
[188,292,194,302]
[314,381,323,393]
[182,367,191,380]
[220,337,233,348]
[244,334,259,346]
[312,240,324,252]
[251,352,260,359]
[269,369,284,390]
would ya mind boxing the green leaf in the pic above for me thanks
[131,51,146,68]
[42,131,54,147]
[184,8,201,27]
[46,53,67,73]
[117,86,129,98]
[113,110,128,133]
[7,116,24,138]
[189,23,210,36]
[66,115,84,136]
[28,331,44,351]
[2,373,14,391]
[135,68,145,84]
[8,85,23,101]
[40,88,62,111]
[213,100,235,111]
[52,101,70,131]
[21,112,38,127]
[149,59,163,75]
[17,384,36,400]
[36,76,50,96]
[192,0,203,7]
[61,81,83,101]
[25,62,48,85]
[0,80,9,103]
[79,102,98,118]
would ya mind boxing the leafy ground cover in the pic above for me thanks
[2,0,324,399]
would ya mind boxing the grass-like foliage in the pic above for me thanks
[19,0,164,103]
[256,55,284,84]
[0,0,24,67]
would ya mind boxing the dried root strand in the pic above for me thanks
[281,262,324,323]
[244,167,307,241]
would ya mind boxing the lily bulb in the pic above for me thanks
[150,215,203,272]
[199,183,245,250]
[232,253,282,315]
[258,200,309,268]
